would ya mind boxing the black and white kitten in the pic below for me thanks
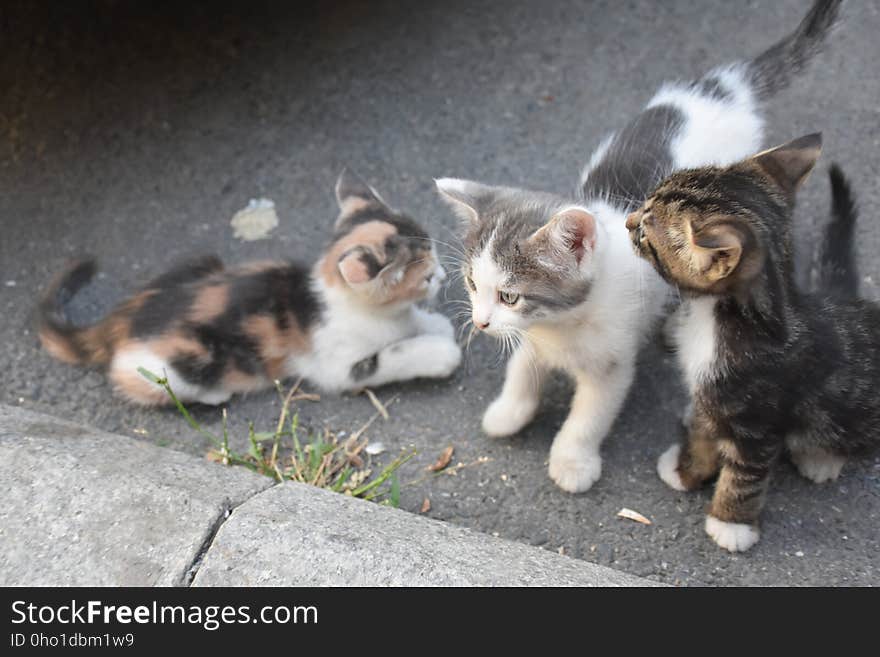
[626,134,880,552]
[436,0,842,493]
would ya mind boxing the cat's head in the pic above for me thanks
[321,169,445,308]
[435,179,597,335]
[625,133,822,295]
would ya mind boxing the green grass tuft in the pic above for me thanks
[137,367,414,507]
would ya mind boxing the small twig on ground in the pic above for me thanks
[350,394,399,443]
[361,388,389,420]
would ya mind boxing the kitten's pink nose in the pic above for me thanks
[476,321,490,330]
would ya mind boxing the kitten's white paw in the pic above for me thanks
[422,339,462,378]
[705,515,760,552]
[791,451,845,484]
[657,444,687,491]
[548,449,602,493]
[481,396,538,437]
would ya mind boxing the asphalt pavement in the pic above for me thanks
[2,0,878,585]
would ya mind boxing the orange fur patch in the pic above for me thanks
[222,368,265,393]
[189,284,229,323]
[39,329,82,364]
[319,220,397,287]
[383,254,434,305]
[241,313,310,380]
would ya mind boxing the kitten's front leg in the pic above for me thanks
[704,440,780,553]
[548,360,635,493]
[349,334,461,389]
[482,345,546,438]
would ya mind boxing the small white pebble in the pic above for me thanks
[365,441,385,456]
[5,280,16,287]
[795,551,804,557]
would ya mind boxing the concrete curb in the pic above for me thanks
[192,481,654,586]
[0,405,657,587]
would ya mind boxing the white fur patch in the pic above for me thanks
[791,448,846,484]
[113,347,208,403]
[482,393,539,438]
[647,65,763,169]
[469,232,510,331]
[674,297,720,395]
[548,446,602,493]
[579,133,614,186]
[657,444,687,491]
[705,515,760,552]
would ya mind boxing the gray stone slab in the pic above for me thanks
[193,481,655,586]
[0,405,271,586]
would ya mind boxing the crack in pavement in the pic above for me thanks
[179,483,280,587]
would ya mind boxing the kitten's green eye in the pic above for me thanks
[499,290,520,306]
[465,275,476,292]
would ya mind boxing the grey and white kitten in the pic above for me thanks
[436,0,841,493]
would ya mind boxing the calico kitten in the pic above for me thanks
[38,170,461,405]
[436,0,842,493]
[626,135,880,552]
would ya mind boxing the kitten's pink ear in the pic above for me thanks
[691,223,744,282]
[752,133,822,194]
[337,247,379,286]
[531,207,596,265]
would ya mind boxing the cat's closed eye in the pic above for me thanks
[465,274,476,291]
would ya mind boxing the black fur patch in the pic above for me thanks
[132,261,321,388]
[350,353,379,382]
[747,0,842,101]
[691,76,731,101]
[582,104,685,210]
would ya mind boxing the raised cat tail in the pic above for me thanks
[37,259,113,366]
[816,164,859,298]
[747,0,843,101]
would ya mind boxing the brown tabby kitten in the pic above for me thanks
[625,134,880,552]
[38,170,460,405]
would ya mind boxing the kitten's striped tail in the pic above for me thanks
[747,0,843,101]
[37,259,112,366]
[817,164,859,299]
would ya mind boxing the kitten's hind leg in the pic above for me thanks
[482,345,546,438]
[348,335,461,389]
[705,440,779,552]
[787,438,846,484]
